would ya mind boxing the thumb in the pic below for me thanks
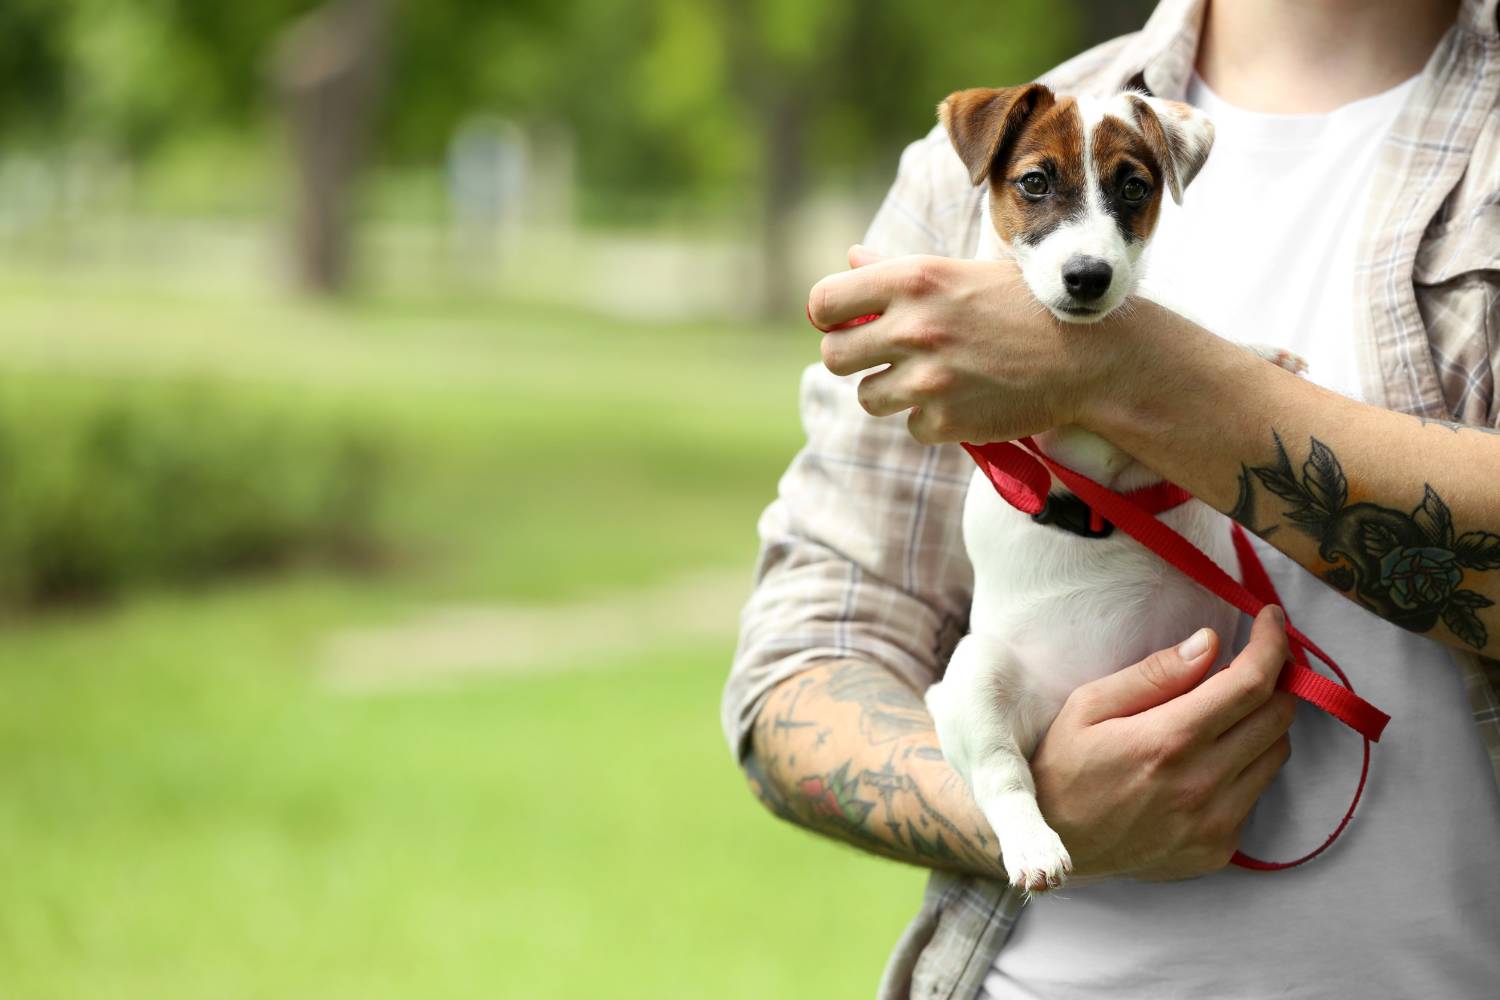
[1072,628,1219,725]
[848,243,888,268]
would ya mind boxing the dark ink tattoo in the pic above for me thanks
[1239,431,1498,649]
[744,661,1002,876]
[1229,464,1277,538]
[825,663,933,745]
[742,749,796,823]
[795,761,877,833]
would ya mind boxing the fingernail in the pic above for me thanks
[1177,628,1212,661]
[1268,605,1285,627]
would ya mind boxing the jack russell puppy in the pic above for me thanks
[923,84,1302,893]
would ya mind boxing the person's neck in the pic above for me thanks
[1196,0,1460,113]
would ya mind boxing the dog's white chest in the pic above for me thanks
[962,469,1240,703]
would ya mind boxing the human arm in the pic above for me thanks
[740,609,1298,882]
[809,251,1500,655]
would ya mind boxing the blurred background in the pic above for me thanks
[0,1,1153,996]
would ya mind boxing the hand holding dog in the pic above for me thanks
[810,245,1117,446]
[1030,606,1296,882]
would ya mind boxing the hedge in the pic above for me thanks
[0,376,390,607]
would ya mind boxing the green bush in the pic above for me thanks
[0,376,390,607]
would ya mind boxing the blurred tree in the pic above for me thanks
[6,0,1149,304]
[0,0,69,138]
[61,0,320,156]
[272,0,390,294]
[720,0,1082,313]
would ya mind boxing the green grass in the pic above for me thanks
[0,281,926,997]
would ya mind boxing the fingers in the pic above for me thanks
[807,259,903,332]
[1066,627,1220,726]
[1227,731,1292,808]
[821,319,902,377]
[855,366,906,417]
[848,243,889,268]
[1216,690,1296,775]
[1166,606,1288,737]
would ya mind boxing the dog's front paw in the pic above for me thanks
[1244,343,1309,376]
[1001,819,1073,894]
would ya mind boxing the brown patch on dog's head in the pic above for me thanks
[985,97,1087,247]
[1090,114,1164,243]
[939,84,1056,186]
[1128,94,1214,203]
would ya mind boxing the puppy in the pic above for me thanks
[923,84,1296,892]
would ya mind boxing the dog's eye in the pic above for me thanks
[1019,172,1050,197]
[1121,177,1149,203]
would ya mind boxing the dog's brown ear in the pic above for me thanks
[1129,94,1214,204]
[939,84,1055,186]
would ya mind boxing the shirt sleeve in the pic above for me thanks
[721,130,980,761]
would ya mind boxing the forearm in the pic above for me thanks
[742,659,1004,879]
[1088,299,1500,655]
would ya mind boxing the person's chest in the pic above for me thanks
[1135,127,1389,404]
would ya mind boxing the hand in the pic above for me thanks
[807,245,1110,444]
[1030,605,1296,882]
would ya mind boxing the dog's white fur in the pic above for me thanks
[924,91,1293,891]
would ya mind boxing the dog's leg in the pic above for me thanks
[927,633,1072,893]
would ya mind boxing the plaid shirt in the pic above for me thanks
[722,1,1500,997]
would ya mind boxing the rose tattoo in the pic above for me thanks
[1241,433,1498,649]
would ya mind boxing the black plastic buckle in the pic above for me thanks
[1030,492,1114,539]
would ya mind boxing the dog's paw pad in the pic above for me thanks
[1003,829,1072,895]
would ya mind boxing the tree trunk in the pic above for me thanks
[758,91,807,319]
[272,0,389,295]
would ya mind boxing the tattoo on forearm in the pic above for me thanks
[824,661,937,745]
[1235,431,1498,650]
[1228,464,1277,538]
[744,662,1000,874]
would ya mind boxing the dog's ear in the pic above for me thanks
[1128,94,1214,204]
[939,84,1055,187]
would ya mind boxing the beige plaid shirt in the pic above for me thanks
[723,1,1500,997]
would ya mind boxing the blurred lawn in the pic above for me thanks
[0,281,925,998]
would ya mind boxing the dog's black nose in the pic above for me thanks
[1061,256,1113,303]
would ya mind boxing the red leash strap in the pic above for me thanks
[1228,524,1374,871]
[984,438,1389,741]
[963,437,1388,870]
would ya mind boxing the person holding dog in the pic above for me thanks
[724,0,1500,997]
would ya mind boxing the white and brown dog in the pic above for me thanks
[923,84,1300,892]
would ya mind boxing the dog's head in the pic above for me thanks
[939,84,1213,323]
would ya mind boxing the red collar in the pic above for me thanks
[962,437,1193,535]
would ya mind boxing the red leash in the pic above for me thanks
[964,437,1388,871]
[809,307,1386,867]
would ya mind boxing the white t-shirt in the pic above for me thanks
[983,75,1500,1000]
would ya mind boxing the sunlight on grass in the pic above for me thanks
[0,290,927,997]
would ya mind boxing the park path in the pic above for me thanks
[321,568,750,693]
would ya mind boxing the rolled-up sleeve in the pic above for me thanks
[721,128,983,761]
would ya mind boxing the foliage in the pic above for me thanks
[0,377,388,607]
[8,0,1104,211]
[0,0,69,138]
